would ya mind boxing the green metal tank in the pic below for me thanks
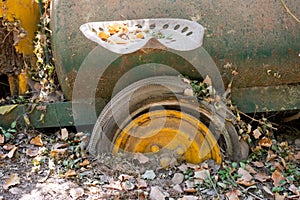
[51,0,300,113]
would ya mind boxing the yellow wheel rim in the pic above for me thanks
[113,110,222,164]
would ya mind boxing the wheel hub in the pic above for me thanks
[113,109,222,165]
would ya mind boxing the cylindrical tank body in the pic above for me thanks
[51,0,300,112]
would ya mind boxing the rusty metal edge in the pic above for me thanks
[0,102,74,129]
[232,84,300,113]
[0,84,299,129]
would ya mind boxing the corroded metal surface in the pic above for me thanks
[232,84,300,113]
[0,101,100,129]
[0,19,24,75]
[0,0,39,55]
[51,0,300,112]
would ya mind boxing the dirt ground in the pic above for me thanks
[0,116,300,200]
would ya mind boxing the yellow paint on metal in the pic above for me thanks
[18,70,29,94]
[113,110,222,164]
[0,0,39,55]
[8,74,18,96]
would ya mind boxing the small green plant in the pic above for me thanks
[0,121,17,140]
[218,166,239,187]
[183,168,194,180]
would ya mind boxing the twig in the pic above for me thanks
[280,0,300,23]
[238,110,278,130]
[38,169,52,183]
[0,81,9,86]
[287,194,300,199]
[238,185,265,200]
[1,30,12,44]
[206,171,220,199]
[283,112,300,123]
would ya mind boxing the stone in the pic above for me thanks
[171,173,184,184]
[150,186,165,200]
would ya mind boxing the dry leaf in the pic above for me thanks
[200,162,209,169]
[194,169,209,180]
[253,161,264,168]
[118,174,134,181]
[274,193,286,200]
[65,169,76,177]
[280,157,286,168]
[61,128,68,140]
[103,181,123,191]
[137,178,147,189]
[237,168,256,186]
[30,135,43,146]
[36,105,46,111]
[133,153,149,164]
[183,88,194,96]
[294,151,300,160]
[70,187,84,199]
[26,148,39,157]
[87,186,101,194]
[266,150,277,162]
[0,153,7,159]
[271,170,285,187]
[287,152,295,161]
[254,172,270,182]
[225,190,241,200]
[288,184,300,195]
[150,186,165,200]
[252,129,262,139]
[183,188,197,193]
[7,146,18,158]
[138,191,146,200]
[279,141,288,148]
[9,187,23,195]
[252,145,262,152]
[223,62,232,69]
[274,162,284,172]
[0,104,18,115]
[3,144,16,151]
[98,31,110,40]
[0,134,4,144]
[178,164,188,172]
[52,143,69,149]
[232,69,239,76]
[3,174,20,190]
[173,184,183,194]
[203,75,212,86]
[258,137,272,147]
[237,168,252,182]
[121,181,135,191]
[23,114,31,126]
[236,179,256,186]
[186,163,198,169]
[245,164,256,174]
[50,148,68,159]
[262,186,273,196]
[180,196,198,200]
[79,159,89,167]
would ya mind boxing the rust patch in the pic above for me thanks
[0,18,23,76]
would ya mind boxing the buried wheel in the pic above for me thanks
[88,76,248,165]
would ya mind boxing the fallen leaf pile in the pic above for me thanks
[96,22,147,44]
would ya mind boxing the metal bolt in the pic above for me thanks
[151,145,160,153]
